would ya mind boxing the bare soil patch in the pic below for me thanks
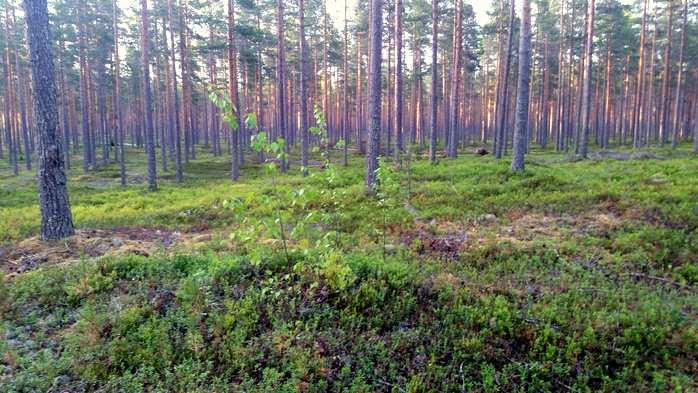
[0,227,211,276]
[402,210,624,261]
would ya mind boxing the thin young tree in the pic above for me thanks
[22,0,75,240]
[511,0,532,171]
[141,0,157,191]
[365,0,382,191]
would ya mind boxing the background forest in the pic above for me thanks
[1,0,698,391]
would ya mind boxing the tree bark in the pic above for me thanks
[429,0,438,163]
[579,0,595,158]
[113,0,126,186]
[365,0,382,191]
[228,0,240,181]
[447,0,462,158]
[671,0,687,148]
[511,0,531,171]
[23,0,75,240]
[394,0,403,158]
[299,0,309,175]
[141,0,157,190]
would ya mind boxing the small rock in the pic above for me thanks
[111,237,124,247]
[474,147,489,156]
[478,213,497,223]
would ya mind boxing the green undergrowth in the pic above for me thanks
[1,145,697,391]
[1,247,696,392]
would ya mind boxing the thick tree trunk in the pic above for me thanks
[23,0,75,240]
[365,0,382,191]
[511,0,531,171]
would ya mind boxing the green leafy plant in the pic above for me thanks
[249,121,290,263]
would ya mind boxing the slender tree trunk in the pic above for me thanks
[228,0,240,181]
[342,0,348,166]
[511,0,531,171]
[429,0,438,163]
[276,0,287,171]
[672,0,687,148]
[23,0,75,240]
[494,0,515,158]
[659,0,673,145]
[631,0,648,148]
[167,0,182,181]
[77,0,91,173]
[579,0,595,158]
[113,0,126,186]
[299,0,309,175]
[365,0,382,191]
[447,0,462,158]
[394,0,403,159]
[141,0,157,191]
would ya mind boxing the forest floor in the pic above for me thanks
[1,146,697,392]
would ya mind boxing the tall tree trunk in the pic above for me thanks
[299,0,309,175]
[659,0,673,145]
[631,0,648,148]
[394,0,403,158]
[429,0,438,162]
[113,0,126,186]
[141,0,157,190]
[228,0,240,181]
[447,0,462,158]
[23,0,75,240]
[167,0,183,181]
[364,0,382,191]
[579,0,595,158]
[672,0,687,148]
[77,0,91,173]
[342,0,348,166]
[494,0,515,158]
[276,0,287,170]
[511,0,531,171]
